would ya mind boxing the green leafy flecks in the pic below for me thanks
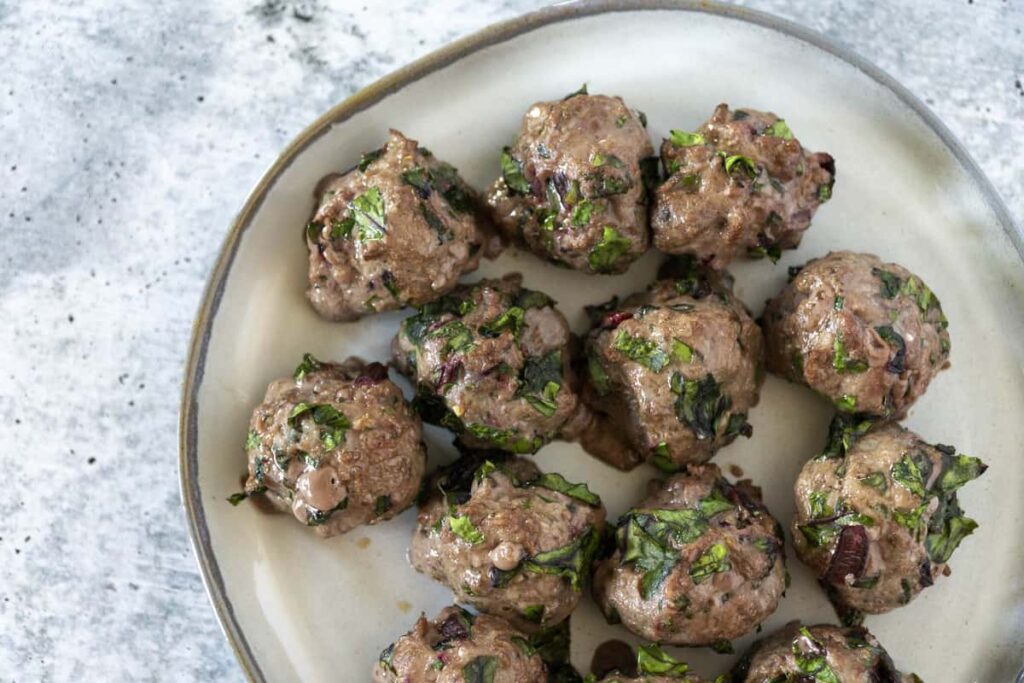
[893,503,928,537]
[680,173,701,192]
[518,351,563,417]
[935,454,987,493]
[721,153,758,178]
[835,394,857,412]
[587,353,611,396]
[833,296,845,311]
[670,372,731,440]
[428,320,475,357]
[522,605,545,624]
[798,509,874,548]
[637,644,689,675]
[792,627,840,683]
[725,412,752,438]
[821,414,872,459]
[245,429,261,451]
[859,472,888,492]
[891,454,927,498]
[465,422,543,454]
[523,525,600,591]
[463,655,497,683]
[330,217,354,240]
[875,325,906,374]
[563,83,588,100]
[479,306,525,339]
[571,199,594,227]
[358,148,383,172]
[698,489,735,518]
[227,492,249,506]
[448,514,484,544]
[763,119,794,140]
[532,472,601,506]
[400,166,431,194]
[669,129,706,147]
[588,226,632,272]
[350,187,386,241]
[689,541,731,584]
[926,514,978,564]
[500,147,530,195]
[671,338,694,364]
[614,329,669,372]
[374,495,392,517]
[306,497,348,527]
[293,353,322,382]
[817,184,832,202]
[832,335,868,374]
[872,268,902,299]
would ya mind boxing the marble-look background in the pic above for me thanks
[0,1,1020,680]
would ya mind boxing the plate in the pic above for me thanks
[179,2,1024,681]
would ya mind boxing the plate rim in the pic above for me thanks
[177,2,1024,680]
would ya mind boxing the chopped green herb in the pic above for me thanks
[690,541,731,584]
[306,497,348,526]
[463,655,497,683]
[588,226,632,272]
[925,513,978,564]
[448,514,484,544]
[523,525,600,591]
[400,166,431,194]
[833,335,868,374]
[792,627,840,683]
[615,114,628,127]
[671,338,694,363]
[562,83,588,100]
[330,217,354,239]
[500,147,530,195]
[935,453,987,493]
[710,639,735,654]
[698,489,735,518]
[724,413,752,438]
[875,325,906,374]
[820,413,872,459]
[680,173,701,192]
[669,129,706,147]
[872,268,902,299]
[891,454,927,498]
[350,187,386,241]
[670,373,731,440]
[427,320,474,357]
[245,429,261,451]
[522,605,545,623]
[518,351,563,417]
[637,644,689,675]
[532,472,601,506]
[859,471,888,491]
[357,148,383,172]
[571,199,594,227]
[374,495,392,516]
[763,119,794,140]
[479,306,525,338]
[817,184,832,202]
[227,491,249,506]
[833,296,845,311]
[615,329,669,372]
[722,153,758,178]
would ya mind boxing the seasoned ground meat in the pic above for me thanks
[411,452,605,632]
[392,274,580,454]
[792,418,986,616]
[592,464,786,647]
[577,257,762,471]
[487,87,655,274]
[235,355,426,538]
[373,605,547,683]
[652,104,834,269]
[305,129,499,321]
[763,251,950,418]
[730,622,922,683]
[592,644,707,683]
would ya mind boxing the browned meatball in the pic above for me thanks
[763,251,950,418]
[487,87,655,274]
[373,605,548,683]
[232,355,426,538]
[412,452,605,632]
[730,622,922,683]
[305,129,498,321]
[592,644,707,683]
[392,274,580,454]
[652,104,834,269]
[593,464,786,648]
[792,418,986,617]
[578,258,762,471]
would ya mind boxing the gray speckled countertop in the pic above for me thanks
[0,1,1020,680]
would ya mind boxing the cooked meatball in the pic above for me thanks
[305,129,498,321]
[592,644,707,683]
[763,251,950,418]
[792,418,986,616]
[235,355,426,537]
[593,464,786,647]
[578,258,762,471]
[412,451,605,632]
[373,605,547,683]
[487,87,655,274]
[652,104,835,269]
[731,622,922,683]
[392,274,580,454]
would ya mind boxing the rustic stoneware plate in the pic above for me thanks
[179,2,1024,681]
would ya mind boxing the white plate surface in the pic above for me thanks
[181,4,1024,682]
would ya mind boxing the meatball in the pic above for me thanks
[578,258,763,471]
[411,451,606,632]
[792,418,986,616]
[305,129,498,321]
[592,644,707,683]
[593,464,786,647]
[373,605,547,683]
[487,87,655,274]
[392,274,580,454]
[652,104,835,269]
[731,622,921,683]
[234,355,426,537]
[763,251,951,418]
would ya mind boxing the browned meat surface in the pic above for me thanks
[305,129,499,321]
[792,418,986,616]
[411,452,605,632]
[731,622,922,683]
[392,274,579,454]
[236,355,426,538]
[652,104,834,269]
[577,257,762,471]
[763,251,950,418]
[593,464,786,647]
[487,88,654,274]
[373,606,547,682]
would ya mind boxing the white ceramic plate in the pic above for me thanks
[180,2,1024,681]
